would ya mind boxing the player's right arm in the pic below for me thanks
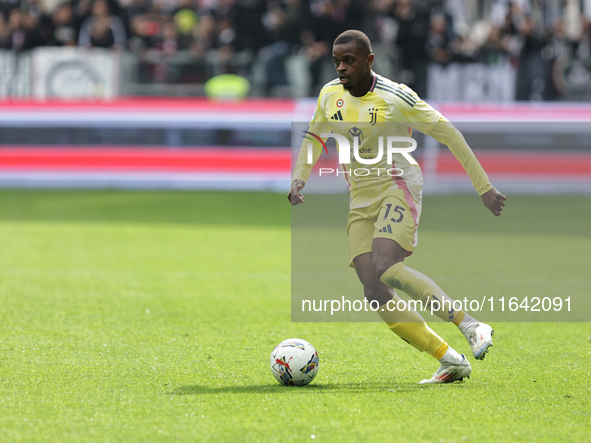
[288,93,330,206]
[288,179,306,205]
[390,84,506,215]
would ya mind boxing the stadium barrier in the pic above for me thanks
[0,99,590,194]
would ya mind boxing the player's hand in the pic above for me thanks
[481,186,506,216]
[287,179,306,205]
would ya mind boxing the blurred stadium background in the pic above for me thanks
[1,0,591,192]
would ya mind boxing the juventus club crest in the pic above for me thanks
[369,107,378,125]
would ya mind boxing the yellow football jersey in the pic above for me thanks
[293,72,492,209]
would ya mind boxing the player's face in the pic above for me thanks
[332,42,374,94]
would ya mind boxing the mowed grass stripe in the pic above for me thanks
[0,191,589,442]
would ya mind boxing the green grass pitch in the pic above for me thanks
[0,190,590,442]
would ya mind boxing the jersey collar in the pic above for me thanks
[344,72,378,98]
[369,72,377,92]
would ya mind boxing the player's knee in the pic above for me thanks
[363,284,390,306]
[372,256,400,281]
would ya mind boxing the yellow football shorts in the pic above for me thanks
[347,189,422,267]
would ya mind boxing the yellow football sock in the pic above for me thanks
[379,262,467,324]
[452,311,466,326]
[378,295,448,359]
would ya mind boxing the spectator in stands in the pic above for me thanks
[392,0,430,97]
[126,0,152,19]
[43,2,81,46]
[78,0,127,49]
[128,13,158,52]
[480,24,508,64]
[0,13,10,48]
[0,0,19,24]
[155,20,179,53]
[216,15,239,68]
[192,11,211,44]
[259,0,307,95]
[546,18,572,61]
[6,7,44,50]
[302,0,347,95]
[426,13,452,64]
[231,0,267,52]
[148,21,179,81]
[356,0,394,44]
[72,0,95,22]
[26,0,44,20]
[515,14,548,100]
[172,0,198,49]
[191,12,215,57]
[260,2,291,94]
[128,0,162,52]
[0,0,589,100]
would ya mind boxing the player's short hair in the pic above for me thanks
[334,30,373,56]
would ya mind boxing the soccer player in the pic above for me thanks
[288,30,506,384]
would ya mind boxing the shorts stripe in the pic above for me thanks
[391,159,419,247]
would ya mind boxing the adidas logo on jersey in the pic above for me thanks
[378,225,393,234]
[331,110,343,121]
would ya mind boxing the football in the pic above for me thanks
[270,338,320,386]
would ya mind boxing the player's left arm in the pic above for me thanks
[393,88,506,216]
[429,121,506,216]
[480,186,506,216]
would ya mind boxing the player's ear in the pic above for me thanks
[367,53,374,68]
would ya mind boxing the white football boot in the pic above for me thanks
[466,323,494,360]
[419,354,472,384]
